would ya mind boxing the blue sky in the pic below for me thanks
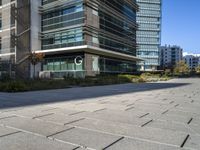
[161,0,200,53]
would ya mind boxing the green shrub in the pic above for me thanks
[138,77,146,83]
[2,81,27,92]
[0,73,171,92]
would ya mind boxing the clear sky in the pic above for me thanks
[161,0,200,53]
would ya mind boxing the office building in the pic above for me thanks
[159,45,183,70]
[0,0,141,78]
[136,0,162,71]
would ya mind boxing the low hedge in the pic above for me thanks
[0,74,170,92]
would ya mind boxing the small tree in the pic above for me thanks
[196,65,200,74]
[173,61,189,76]
[29,52,45,79]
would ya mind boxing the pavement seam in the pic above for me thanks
[187,118,193,125]
[121,100,129,103]
[0,108,24,113]
[1,124,87,150]
[174,104,179,107]
[125,106,134,111]
[51,138,96,150]
[64,118,85,125]
[72,146,81,150]
[2,124,87,150]
[162,110,169,114]
[32,113,54,119]
[71,125,182,148]
[141,119,153,127]
[93,108,107,113]
[0,131,21,138]
[41,108,58,112]
[69,111,86,116]
[0,124,48,138]
[102,137,124,150]
[0,115,17,120]
[47,127,75,138]
[180,134,190,148]
[126,103,135,107]
[139,113,150,118]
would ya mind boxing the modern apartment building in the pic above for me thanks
[136,0,162,71]
[159,45,183,70]
[0,0,141,78]
[184,55,200,71]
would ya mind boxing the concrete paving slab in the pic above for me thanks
[0,132,77,150]
[37,113,85,125]
[105,138,182,150]
[0,116,72,137]
[0,78,200,149]
[183,135,200,150]
[146,120,194,134]
[51,127,121,150]
[77,110,151,126]
[0,113,16,120]
[70,118,187,146]
[0,125,19,137]
[10,107,57,118]
[158,114,191,124]
[42,107,79,115]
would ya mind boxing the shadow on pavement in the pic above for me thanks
[0,82,190,110]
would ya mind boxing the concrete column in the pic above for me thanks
[84,53,100,76]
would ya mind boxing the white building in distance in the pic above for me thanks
[159,45,183,70]
[184,54,200,71]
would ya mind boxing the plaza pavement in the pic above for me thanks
[0,78,200,150]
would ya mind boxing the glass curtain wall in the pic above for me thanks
[136,0,162,71]
[41,0,84,50]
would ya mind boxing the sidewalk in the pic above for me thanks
[0,78,200,150]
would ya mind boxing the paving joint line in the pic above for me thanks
[125,106,134,111]
[0,124,48,138]
[0,115,17,120]
[0,123,87,150]
[162,110,169,114]
[174,104,179,107]
[121,100,128,103]
[126,103,135,107]
[139,113,150,118]
[103,137,124,150]
[0,131,21,138]
[71,124,183,149]
[52,138,96,150]
[41,108,58,112]
[180,134,190,148]
[100,101,109,104]
[64,118,85,125]
[69,111,86,116]
[72,146,82,150]
[141,119,153,127]
[93,108,107,113]
[0,108,24,113]
[47,127,75,138]
[187,118,193,125]
[32,113,54,119]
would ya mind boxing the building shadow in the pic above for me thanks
[0,82,190,110]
